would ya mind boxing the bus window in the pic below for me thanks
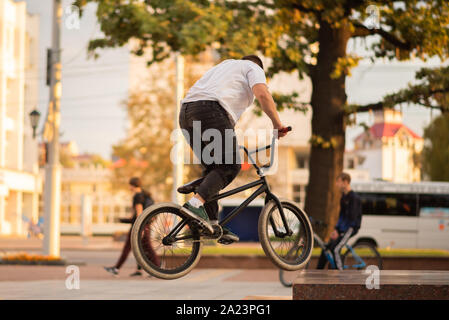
[418,194,449,218]
[359,193,418,216]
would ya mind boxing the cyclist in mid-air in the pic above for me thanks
[179,55,290,243]
[317,172,362,270]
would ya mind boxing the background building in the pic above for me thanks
[0,0,40,236]
[346,109,423,182]
[39,140,130,235]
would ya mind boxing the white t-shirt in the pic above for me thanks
[181,59,267,122]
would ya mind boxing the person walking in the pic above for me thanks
[317,172,362,270]
[104,177,160,276]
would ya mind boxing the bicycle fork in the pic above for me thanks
[267,195,293,238]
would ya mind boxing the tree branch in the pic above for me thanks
[350,87,449,114]
[353,101,445,114]
[349,102,384,114]
[352,22,412,51]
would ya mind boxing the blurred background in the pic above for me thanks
[0,0,448,256]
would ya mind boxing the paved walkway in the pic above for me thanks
[0,236,293,300]
[0,267,291,300]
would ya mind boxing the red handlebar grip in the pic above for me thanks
[279,126,292,133]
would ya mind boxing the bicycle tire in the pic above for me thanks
[278,269,293,288]
[259,199,314,271]
[278,240,313,288]
[342,241,383,270]
[131,203,203,280]
[278,260,310,288]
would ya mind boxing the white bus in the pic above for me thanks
[351,181,449,250]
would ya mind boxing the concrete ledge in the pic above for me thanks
[292,270,449,300]
[243,296,291,300]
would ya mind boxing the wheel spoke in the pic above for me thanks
[263,202,313,268]
[133,206,202,279]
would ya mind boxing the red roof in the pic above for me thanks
[355,122,422,141]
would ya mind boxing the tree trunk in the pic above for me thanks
[304,20,351,239]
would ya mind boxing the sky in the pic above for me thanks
[21,0,444,159]
[23,0,130,159]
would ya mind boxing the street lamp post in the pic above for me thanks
[28,108,42,237]
[43,0,62,257]
[29,109,41,139]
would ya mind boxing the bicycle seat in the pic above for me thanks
[177,177,204,194]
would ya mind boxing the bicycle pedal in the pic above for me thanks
[217,238,235,245]
[200,230,222,240]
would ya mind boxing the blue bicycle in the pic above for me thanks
[279,219,382,287]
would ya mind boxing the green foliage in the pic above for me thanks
[75,0,449,96]
[253,92,309,116]
[309,134,339,149]
[330,54,362,79]
[351,66,449,114]
[422,114,449,181]
[383,66,449,112]
[75,0,233,62]
[367,1,449,61]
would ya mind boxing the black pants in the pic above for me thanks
[317,227,357,270]
[179,100,241,220]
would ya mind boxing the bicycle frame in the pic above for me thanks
[313,233,366,269]
[343,244,366,269]
[164,133,293,242]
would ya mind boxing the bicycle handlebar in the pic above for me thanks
[278,126,292,134]
[242,126,292,155]
[240,126,292,174]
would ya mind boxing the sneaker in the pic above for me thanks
[104,266,119,276]
[220,227,239,243]
[180,202,214,234]
[129,270,142,277]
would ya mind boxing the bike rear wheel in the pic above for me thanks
[259,199,313,271]
[131,203,203,280]
[342,241,383,270]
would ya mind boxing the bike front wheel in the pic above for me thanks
[131,203,203,280]
[278,261,311,288]
[259,199,313,271]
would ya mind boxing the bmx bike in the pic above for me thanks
[131,127,314,280]
[279,218,383,287]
